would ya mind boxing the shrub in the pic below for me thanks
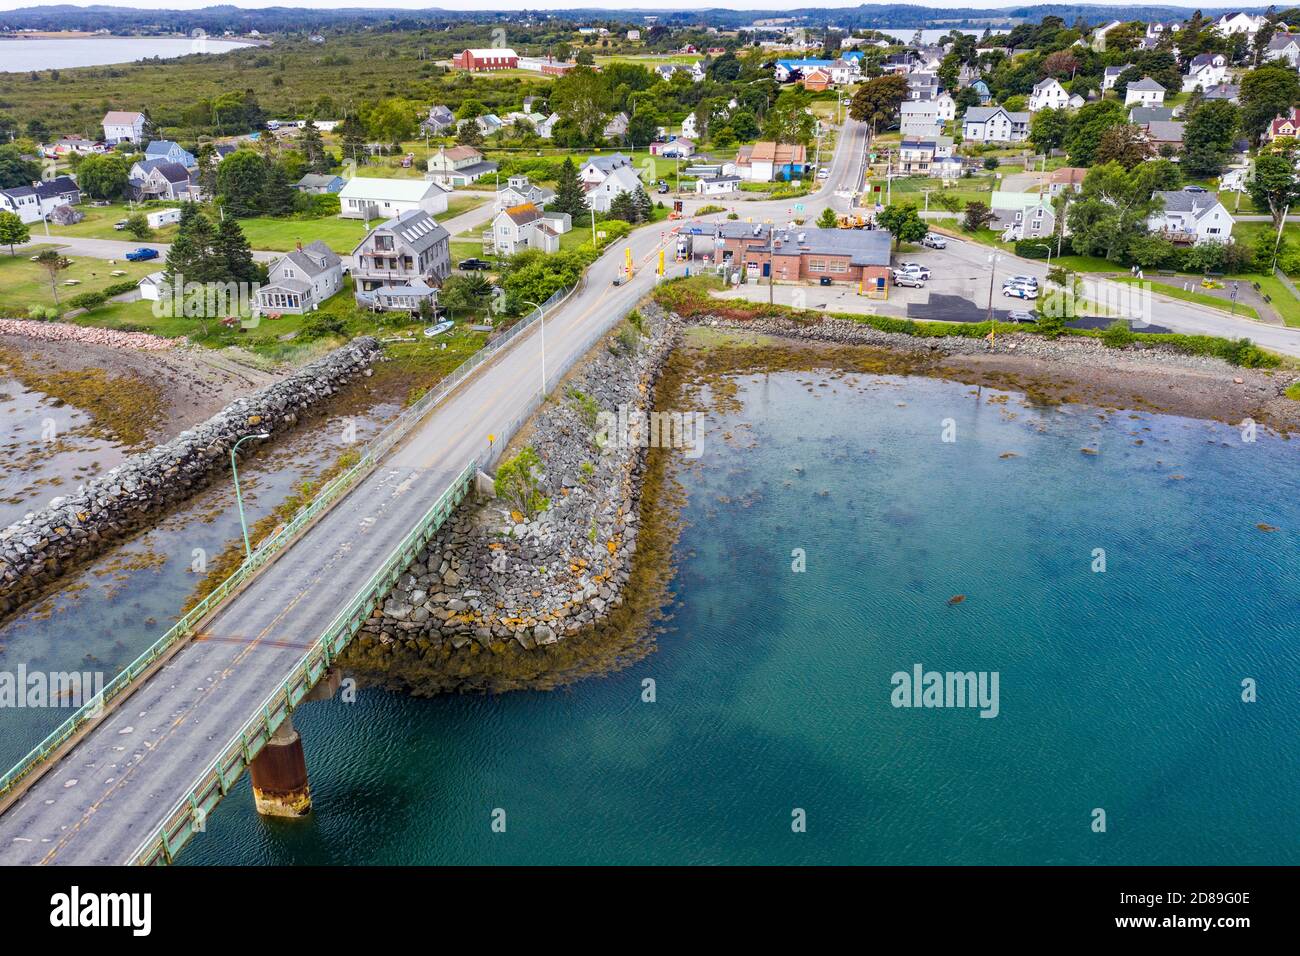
[67,290,108,312]
[494,446,549,518]
[1102,320,1135,348]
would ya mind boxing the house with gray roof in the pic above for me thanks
[1124,77,1166,108]
[1129,106,1174,125]
[707,222,893,288]
[961,106,1030,143]
[351,208,451,312]
[256,241,343,314]
[1148,187,1233,245]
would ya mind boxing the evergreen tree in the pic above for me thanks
[261,161,296,216]
[551,156,589,219]
[339,115,367,167]
[217,150,268,218]
[298,119,329,173]
[164,204,217,283]
[214,216,259,284]
[608,190,637,222]
[631,184,653,222]
[194,143,218,199]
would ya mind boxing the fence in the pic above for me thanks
[0,283,575,808]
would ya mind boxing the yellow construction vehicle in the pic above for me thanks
[838,214,867,229]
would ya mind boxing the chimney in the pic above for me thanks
[296,240,303,251]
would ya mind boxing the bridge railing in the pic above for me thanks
[130,458,477,865]
[0,284,573,807]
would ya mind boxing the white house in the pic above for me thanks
[934,92,956,123]
[1148,188,1234,245]
[338,177,449,220]
[1265,33,1300,68]
[900,101,943,138]
[1092,20,1123,52]
[1028,78,1070,113]
[695,174,741,196]
[256,241,344,314]
[488,202,559,256]
[0,175,80,224]
[495,175,554,210]
[961,106,1030,143]
[681,114,699,140]
[1216,13,1268,37]
[101,110,146,144]
[1124,78,1166,108]
[579,152,635,187]
[1102,65,1132,92]
[1182,54,1228,93]
[586,165,643,213]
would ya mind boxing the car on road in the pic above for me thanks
[612,274,626,286]
[893,273,925,289]
[422,320,454,338]
[1003,282,1039,299]
[458,258,491,271]
[125,248,158,262]
[921,233,947,249]
[817,168,830,179]
[1007,309,1038,324]
[892,262,931,280]
[657,183,669,194]
[1002,275,1039,290]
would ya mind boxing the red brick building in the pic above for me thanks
[452,48,519,71]
[706,223,893,290]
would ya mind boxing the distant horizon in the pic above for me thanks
[0,1,1272,15]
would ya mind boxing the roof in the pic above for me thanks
[991,191,1054,212]
[1145,120,1185,143]
[584,152,634,172]
[1128,77,1166,92]
[717,222,891,267]
[502,202,544,226]
[745,141,806,164]
[151,162,191,184]
[438,145,482,162]
[1155,188,1222,217]
[280,240,341,277]
[1269,33,1300,49]
[964,106,1029,123]
[102,110,143,125]
[34,175,78,199]
[338,177,446,202]
[296,173,341,188]
[1045,167,1086,186]
[1130,107,1174,124]
[462,48,518,58]
[357,208,449,256]
[145,139,186,157]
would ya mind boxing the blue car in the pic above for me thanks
[125,248,158,262]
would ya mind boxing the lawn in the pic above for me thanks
[0,250,157,315]
[236,215,373,254]
[1112,276,1262,322]
[45,201,181,242]
[1248,272,1300,327]
[444,193,489,219]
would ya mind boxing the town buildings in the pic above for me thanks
[338,177,449,220]
[351,209,451,312]
[255,241,344,314]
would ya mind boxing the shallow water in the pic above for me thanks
[177,370,1300,865]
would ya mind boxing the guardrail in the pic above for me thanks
[0,284,574,808]
[130,459,477,866]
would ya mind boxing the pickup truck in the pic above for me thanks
[125,248,159,262]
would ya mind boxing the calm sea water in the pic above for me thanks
[179,370,1299,865]
[0,37,249,72]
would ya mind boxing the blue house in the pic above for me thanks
[145,139,197,169]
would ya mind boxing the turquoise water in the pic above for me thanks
[183,371,1300,865]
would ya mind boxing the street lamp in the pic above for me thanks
[522,299,545,396]
[231,432,270,560]
[986,251,1003,324]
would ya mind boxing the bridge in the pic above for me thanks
[0,120,871,865]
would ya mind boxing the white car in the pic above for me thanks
[1003,283,1039,300]
[893,273,925,289]
[817,168,830,179]
[1002,274,1039,289]
[423,321,454,337]
[921,233,947,249]
[893,262,931,280]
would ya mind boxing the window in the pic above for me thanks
[828,260,847,274]
[809,258,826,272]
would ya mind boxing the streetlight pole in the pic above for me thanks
[523,299,545,396]
[986,251,1002,324]
[230,432,270,561]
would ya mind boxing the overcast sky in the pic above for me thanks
[0,1,1236,13]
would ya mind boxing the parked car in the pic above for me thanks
[458,258,491,271]
[1003,283,1039,300]
[1003,275,1039,289]
[893,273,925,289]
[612,274,626,286]
[125,248,158,262]
[1007,310,1038,324]
[423,320,454,338]
[657,183,669,194]
[921,233,947,249]
[819,275,833,286]
[817,168,830,179]
[892,262,931,280]
[113,220,128,231]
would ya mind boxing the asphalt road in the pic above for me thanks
[0,124,872,865]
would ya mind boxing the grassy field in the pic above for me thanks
[0,250,157,314]
[1112,276,1261,322]
[45,202,181,242]
[236,215,372,253]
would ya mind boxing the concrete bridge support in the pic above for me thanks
[250,718,311,817]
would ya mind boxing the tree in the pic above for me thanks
[849,75,909,131]
[217,150,269,218]
[0,143,41,190]
[0,210,29,255]
[35,249,70,308]
[878,203,926,248]
[298,119,330,173]
[165,204,217,284]
[1064,99,1128,166]
[817,207,839,229]
[338,114,368,166]
[124,212,152,240]
[1240,64,1300,142]
[494,446,549,518]
[260,161,296,216]
[631,184,653,222]
[1248,153,1300,228]
[1096,124,1155,169]
[1066,161,1168,263]
[1030,108,1071,154]
[455,119,483,147]
[551,157,589,220]
[1182,100,1239,178]
[550,66,611,145]
[214,216,258,284]
[366,98,419,144]
[75,153,129,200]
[607,189,638,222]
[963,201,995,232]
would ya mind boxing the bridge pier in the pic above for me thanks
[250,717,311,818]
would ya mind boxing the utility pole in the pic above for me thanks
[769,223,775,306]
[986,251,1001,324]
[1272,202,1291,272]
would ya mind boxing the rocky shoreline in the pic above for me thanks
[0,336,382,617]
[343,305,679,694]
